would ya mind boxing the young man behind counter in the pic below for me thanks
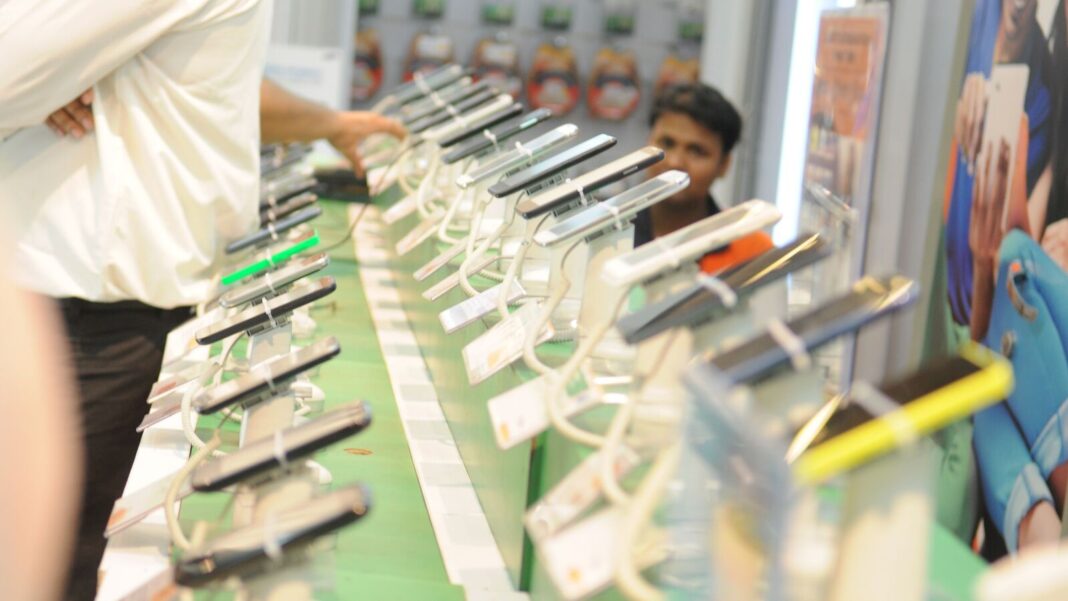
[638,83,773,272]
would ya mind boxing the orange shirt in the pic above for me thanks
[699,231,775,274]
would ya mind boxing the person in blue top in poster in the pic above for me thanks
[947,0,1068,559]
[946,0,1052,331]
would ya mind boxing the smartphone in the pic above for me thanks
[533,170,688,247]
[436,102,524,149]
[487,134,617,198]
[219,253,330,309]
[226,206,322,254]
[192,336,341,414]
[174,484,371,587]
[704,275,919,386]
[260,191,318,226]
[616,233,830,344]
[443,108,553,165]
[401,80,489,125]
[408,87,498,134]
[517,146,664,218]
[260,169,317,208]
[600,200,782,288]
[221,230,320,286]
[455,123,578,188]
[792,343,1011,484]
[398,77,474,121]
[195,277,336,345]
[192,400,371,490]
[391,64,466,106]
[422,94,515,143]
[261,144,310,177]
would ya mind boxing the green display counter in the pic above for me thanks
[372,195,990,601]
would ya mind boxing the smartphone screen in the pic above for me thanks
[193,336,341,414]
[226,205,322,254]
[488,134,617,198]
[195,276,336,345]
[443,108,553,165]
[437,102,524,148]
[219,253,329,309]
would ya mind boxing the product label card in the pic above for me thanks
[462,302,553,385]
[395,214,443,256]
[422,255,498,301]
[439,280,526,333]
[525,445,641,543]
[105,470,194,539]
[413,237,468,281]
[488,376,601,450]
[382,192,419,225]
[540,507,627,600]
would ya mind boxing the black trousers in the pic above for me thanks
[57,298,191,601]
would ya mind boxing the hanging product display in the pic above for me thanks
[471,34,523,98]
[528,40,581,115]
[351,28,384,103]
[403,30,456,82]
[587,46,641,121]
[653,51,700,100]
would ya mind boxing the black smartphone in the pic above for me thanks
[192,336,341,414]
[401,81,490,125]
[260,173,318,210]
[195,276,337,345]
[260,191,318,226]
[192,401,371,491]
[391,64,466,106]
[703,275,918,385]
[616,233,830,344]
[226,205,322,255]
[408,87,499,134]
[436,103,524,149]
[516,146,664,219]
[442,108,553,165]
[487,134,617,198]
[174,484,371,587]
[219,253,330,309]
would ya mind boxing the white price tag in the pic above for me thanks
[462,303,553,385]
[540,507,627,600]
[525,445,642,543]
[413,236,467,282]
[105,470,193,538]
[382,192,420,225]
[488,376,602,450]
[395,214,442,256]
[439,280,526,333]
[422,255,498,301]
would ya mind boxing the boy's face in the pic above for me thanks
[647,111,732,207]
[1000,0,1038,59]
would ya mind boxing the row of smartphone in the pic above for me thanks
[361,64,1019,600]
[108,144,378,594]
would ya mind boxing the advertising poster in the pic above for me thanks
[932,0,1068,559]
[792,5,889,387]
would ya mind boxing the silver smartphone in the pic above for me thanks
[219,253,330,309]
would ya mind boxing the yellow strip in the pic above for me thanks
[794,344,1013,485]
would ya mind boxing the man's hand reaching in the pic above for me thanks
[45,89,94,138]
[326,111,406,179]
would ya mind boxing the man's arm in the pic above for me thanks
[0,1,203,129]
[260,79,406,176]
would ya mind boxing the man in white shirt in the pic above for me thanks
[0,2,403,598]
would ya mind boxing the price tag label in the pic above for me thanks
[463,302,553,385]
[540,507,626,600]
[395,214,442,256]
[525,445,641,543]
[382,193,419,225]
[439,280,526,333]
[422,254,498,301]
[413,237,467,282]
[105,470,193,538]
[488,376,601,450]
